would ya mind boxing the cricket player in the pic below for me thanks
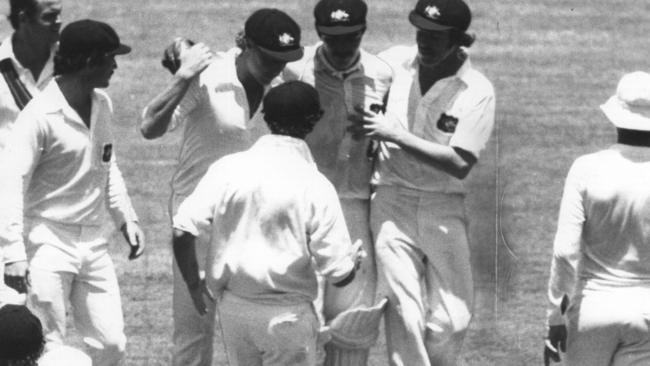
[282,0,391,364]
[544,71,650,366]
[0,0,62,303]
[139,8,304,366]
[172,80,364,366]
[0,19,144,366]
[349,0,496,364]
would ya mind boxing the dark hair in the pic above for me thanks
[8,0,39,30]
[265,117,319,139]
[53,50,106,75]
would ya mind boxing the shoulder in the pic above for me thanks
[198,48,239,87]
[283,44,318,81]
[378,45,417,70]
[359,49,393,83]
[462,64,495,98]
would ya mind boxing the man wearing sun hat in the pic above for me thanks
[544,71,650,366]
[172,80,364,366]
[282,1,391,364]
[0,19,144,366]
[347,0,495,364]
[139,8,304,366]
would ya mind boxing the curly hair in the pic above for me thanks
[8,0,39,30]
[53,51,107,76]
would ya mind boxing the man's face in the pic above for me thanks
[84,54,117,88]
[319,29,364,70]
[415,28,456,66]
[23,0,62,46]
[249,46,288,85]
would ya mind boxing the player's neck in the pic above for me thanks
[56,76,93,127]
[418,50,465,95]
[617,128,650,147]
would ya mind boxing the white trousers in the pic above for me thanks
[370,186,473,366]
[219,292,319,366]
[566,285,650,366]
[25,219,126,366]
[170,193,217,366]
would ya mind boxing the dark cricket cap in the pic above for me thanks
[314,0,367,36]
[245,9,303,62]
[58,19,131,57]
[409,0,471,32]
[0,305,44,361]
[263,81,321,126]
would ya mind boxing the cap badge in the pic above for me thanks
[424,5,441,20]
[278,33,295,47]
[330,9,350,22]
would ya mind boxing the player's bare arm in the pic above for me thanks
[349,105,476,179]
[139,41,213,139]
[172,228,213,315]
[120,221,145,260]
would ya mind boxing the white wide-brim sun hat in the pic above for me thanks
[600,71,650,131]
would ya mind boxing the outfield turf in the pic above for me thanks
[1,0,648,364]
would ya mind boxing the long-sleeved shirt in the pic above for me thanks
[547,145,650,325]
[0,80,137,262]
[173,134,356,305]
[283,44,392,199]
[375,45,496,194]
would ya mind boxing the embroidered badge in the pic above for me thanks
[278,33,295,47]
[331,9,350,22]
[424,5,441,20]
[437,113,459,133]
[102,143,113,162]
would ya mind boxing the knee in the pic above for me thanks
[85,333,126,363]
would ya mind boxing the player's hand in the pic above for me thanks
[543,324,567,365]
[188,278,215,315]
[4,260,28,294]
[175,41,213,80]
[120,221,145,260]
[351,239,366,271]
[348,104,403,143]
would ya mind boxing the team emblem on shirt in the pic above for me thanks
[278,33,295,47]
[331,9,350,22]
[437,113,458,133]
[102,143,113,162]
[424,5,441,20]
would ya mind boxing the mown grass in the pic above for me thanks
[1,0,648,364]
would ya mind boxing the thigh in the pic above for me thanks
[71,252,125,348]
[261,305,319,366]
[27,267,74,347]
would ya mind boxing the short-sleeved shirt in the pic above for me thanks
[0,81,137,260]
[0,36,55,151]
[173,134,355,305]
[375,45,495,194]
[283,45,392,199]
[547,145,650,325]
[167,47,270,197]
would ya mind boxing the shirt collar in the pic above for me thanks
[253,134,315,165]
[314,44,364,80]
[40,79,102,127]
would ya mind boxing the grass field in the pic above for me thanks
[2,0,649,364]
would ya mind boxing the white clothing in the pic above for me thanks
[0,80,136,366]
[0,36,55,264]
[375,45,495,194]
[173,134,356,305]
[283,45,392,199]
[167,47,269,197]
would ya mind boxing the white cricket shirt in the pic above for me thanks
[173,134,356,305]
[167,47,269,197]
[547,145,650,325]
[375,45,495,193]
[0,80,137,262]
[283,44,392,199]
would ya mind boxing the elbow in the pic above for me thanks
[139,121,160,140]
[449,162,472,180]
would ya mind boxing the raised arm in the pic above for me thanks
[139,41,213,139]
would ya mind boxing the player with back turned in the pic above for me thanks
[350,0,496,364]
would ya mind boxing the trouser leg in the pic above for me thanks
[170,193,217,366]
[323,198,381,366]
[71,252,126,366]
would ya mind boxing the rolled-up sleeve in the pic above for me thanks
[172,162,220,236]
[449,86,496,159]
[106,157,138,227]
[306,178,355,283]
[546,160,585,326]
